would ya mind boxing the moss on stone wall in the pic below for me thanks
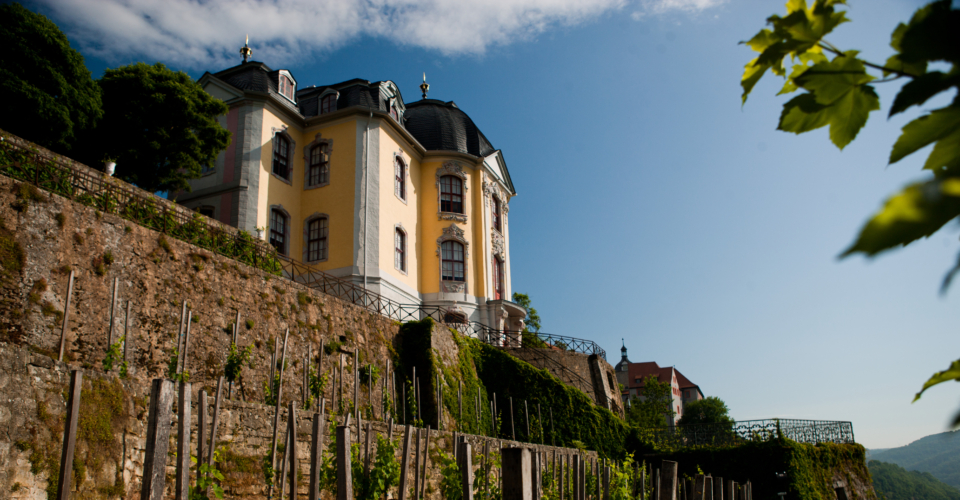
[640,438,873,500]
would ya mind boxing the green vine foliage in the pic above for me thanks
[101,335,127,378]
[190,450,225,500]
[352,433,402,500]
[475,447,502,500]
[437,449,463,500]
[305,368,329,411]
[0,135,283,275]
[166,347,189,383]
[224,343,253,385]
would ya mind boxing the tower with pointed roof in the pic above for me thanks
[180,45,525,330]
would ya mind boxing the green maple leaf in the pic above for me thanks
[778,52,879,149]
[889,106,960,168]
[842,178,960,257]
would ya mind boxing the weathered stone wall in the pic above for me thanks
[0,343,596,499]
[502,348,623,416]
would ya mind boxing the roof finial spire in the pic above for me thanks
[240,35,253,63]
[420,72,430,99]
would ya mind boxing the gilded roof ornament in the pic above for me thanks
[240,35,253,63]
[420,72,430,99]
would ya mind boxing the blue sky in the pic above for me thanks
[24,0,959,448]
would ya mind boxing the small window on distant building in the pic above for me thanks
[308,144,329,186]
[197,206,215,219]
[307,217,328,262]
[279,74,295,100]
[395,157,406,200]
[440,176,464,214]
[493,257,504,300]
[273,134,290,179]
[320,94,336,114]
[395,228,406,272]
[270,209,288,255]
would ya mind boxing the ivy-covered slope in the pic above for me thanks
[393,318,631,457]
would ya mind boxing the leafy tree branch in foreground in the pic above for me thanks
[740,0,960,425]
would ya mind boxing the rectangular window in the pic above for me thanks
[270,209,287,255]
[273,135,289,179]
[440,176,464,213]
[395,229,406,272]
[308,145,328,186]
[307,218,328,261]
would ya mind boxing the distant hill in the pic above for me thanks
[867,448,891,460]
[869,461,960,500]
[870,430,960,491]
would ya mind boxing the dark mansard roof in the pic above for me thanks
[403,99,495,157]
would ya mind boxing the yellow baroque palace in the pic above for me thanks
[180,51,525,330]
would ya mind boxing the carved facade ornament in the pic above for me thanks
[435,223,469,258]
[491,231,505,258]
[442,282,466,293]
[436,161,468,186]
[440,212,468,223]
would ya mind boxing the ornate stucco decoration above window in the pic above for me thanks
[491,230,505,259]
[482,173,510,215]
[437,223,469,293]
[437,162,468,222]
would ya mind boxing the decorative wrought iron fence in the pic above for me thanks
[638,419,855,448]
[449,321,607,360]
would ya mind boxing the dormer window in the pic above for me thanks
[279,74,295,100]
[390,104,399,121]
[321,94,336,114]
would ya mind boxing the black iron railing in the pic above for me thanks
[638,419,855,447]
[450,321,607,359]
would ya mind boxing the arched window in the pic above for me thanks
[307,217,328,262]
[395,228,406,272]
[492,196,502,232]
[440,176,463,214]
[493,257,504,300]
[390,105,399,121]
[441,241,465,282]
[320,94,336,114]
[270,208,289,255]
[273,134,290,179]
[308,144,329,186]
[395,157,406,200]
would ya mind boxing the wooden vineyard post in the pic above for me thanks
[58,270,75,362]
[309,410,326,500]
[537,404,543,444]
[603,465,611,500]
[337,424,353,500]
[208,376,224,466]
[414,428,422,500]
[509,397,515,441]
[503,448,532,500]
[660,461,678,500]
[56,370,82,500]
[287,401,298,500]
[398,425,413,500]
[459,441,473,500]
[572,455,580,500]
[141,379,175,500]
[108,277,119,345]
[694,475,706,500]
[704,477,714,500]
[532,451,541,500]
[524,400,530,441]
[269,328,290,497]
[364,422,373,477]
[175,381,192,500]
[197,391,207,473]
[420,427,431,500]
[180,314,192,377]
[713,478,723,500]
[175,301,187,373]
[123,300,134,374]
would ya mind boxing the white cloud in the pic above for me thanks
[35,0,724,69]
